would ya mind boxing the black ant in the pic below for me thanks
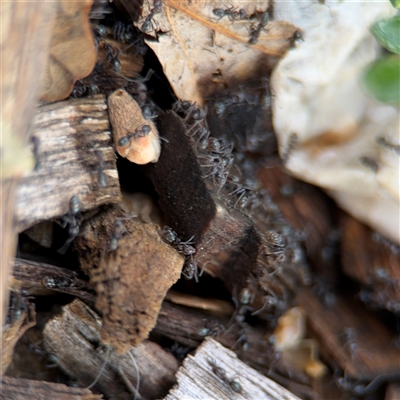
[142,104,158,120]
[248,11,270,44]
[287,30,304,47]
[57,196,82,254]
[141,0,163,33]
[117,124,152,147]
[113,21,134,44]
[207,359,243,393]
[212,6,247,21]
[103,42,122,73]
[162,226,200,281]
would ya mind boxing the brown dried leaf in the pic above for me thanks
[138,0,299,103]
[39,0,96,102]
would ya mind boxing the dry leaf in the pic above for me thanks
[39,0,96,102]
[271,1,399,244]
[137,0,299,104]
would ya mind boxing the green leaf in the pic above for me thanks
[371,17,400,54]
[363,55,400,104]
[389,0,400,8]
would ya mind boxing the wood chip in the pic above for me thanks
[1,376,103,400]
[43,299,179,399]
[165,337,300,400]
[15,95,121,232]
[74,206,184,353]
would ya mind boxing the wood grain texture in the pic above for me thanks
[15,95,121,232]
[0,376,103,400]
[43,299,178,399]
[165,337,300,400]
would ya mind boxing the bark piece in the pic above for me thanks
[108,89,161,164]
[341,214,400,312]
[11,258,95,303]
[43,299,179,399]
[15,95,121,232]
[74,206,184,353]
[1,376,103,400]
[165,337,300,400]
[1,304,36,374]
[297,288,400,381]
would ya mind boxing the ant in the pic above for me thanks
[142,104,158,120]
[162,226,200,281]
[117,125,152,147]
[207,359,243,393]
[57,196,82,254]
[287,30,304,47]
[141,0,163,33]
[113,21,134,44]
[212,6,247,21]
[103,42,122,73]
[248,11,270,44]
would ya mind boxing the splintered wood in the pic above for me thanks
[165,337,300,400]
[74,206,184,353]
[14,95,121,232]
[1,376,103,400]
[43,299,179,399]
[11,258,95,303]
